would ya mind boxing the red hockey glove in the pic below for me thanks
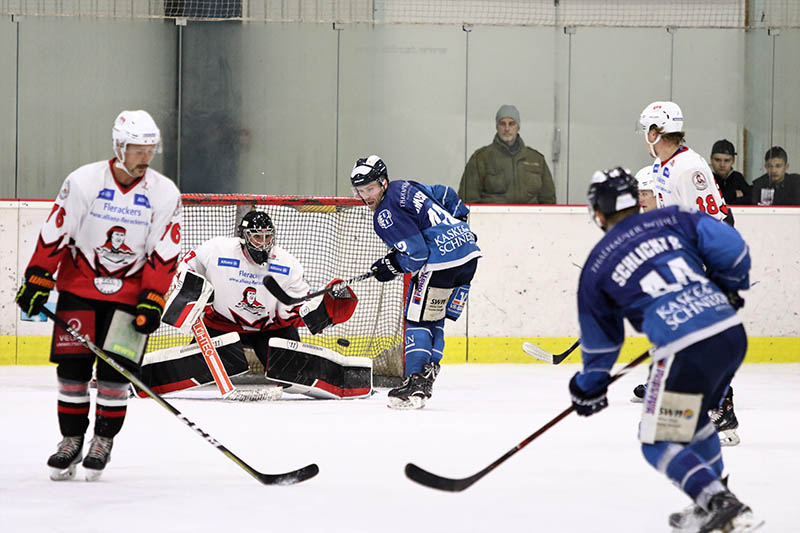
[302,279,358,334]
[134,291,166,334]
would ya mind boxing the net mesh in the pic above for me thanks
[145,194,406,378]
[2,1,800,28]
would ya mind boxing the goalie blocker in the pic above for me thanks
[267,338,372,399]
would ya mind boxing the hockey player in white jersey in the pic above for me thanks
[15,110,182,481]
[636,101,741,447]
[637,101,732,224]
[140,210,365,399]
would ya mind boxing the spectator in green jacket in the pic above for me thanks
[458,105,556,204]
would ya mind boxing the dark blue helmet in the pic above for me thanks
[587,167,639,226]
[350,155,388,188]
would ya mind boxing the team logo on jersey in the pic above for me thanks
[218,257,240,268]
[235,287,265,314]
[98,188,115,201]
[95,226,135,266]
[93,276,123,295]
[377,209,393,229]
[58,180,70,200]
[692,172,708,190]
[268,263,290,275]
[663,167,670,179]
[134,194,151,208]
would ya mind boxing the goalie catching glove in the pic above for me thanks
[134,290,166,334]
[300,278,358,334]
[371,251,402,282]
[16,267,55,317]
[569,372,609,417]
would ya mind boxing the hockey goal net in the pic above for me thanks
[145,194,406,379]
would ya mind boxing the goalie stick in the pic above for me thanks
[263,271,375,306]
[521,339,580,365]
[42,307,318,486]
[404,348,651,492]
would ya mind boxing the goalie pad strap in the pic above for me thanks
[267,338,371,399]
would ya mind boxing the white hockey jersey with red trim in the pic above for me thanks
[181,237,310,333]
[27,159,182,305]
[651,146,729,221]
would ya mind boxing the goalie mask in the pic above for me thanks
[238,210,276,265]
[587,167,639,230]
[112,110,162,164]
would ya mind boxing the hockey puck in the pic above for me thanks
[337,338,351,347]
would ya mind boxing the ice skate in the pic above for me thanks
[83,435,113,481]
[387,373,428,410]
[697,491,763,533]
[421,361,440,399]
[710,388,740,447]
[47,435,84,481]
[630,383,646,403]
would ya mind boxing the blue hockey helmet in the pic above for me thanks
[587,167,639,228]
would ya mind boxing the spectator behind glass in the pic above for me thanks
[752,146,800,206]
[710,139,751,205]
[458,105,556,204]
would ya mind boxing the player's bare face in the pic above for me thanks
[711,154,734,177]
[496,118,519,145]
[765,157,788,184]
[123,144,156,179]
[638,190,657,212]
[354,181,385,212]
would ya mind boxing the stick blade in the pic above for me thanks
[404,463,478,492]
[257,463,319,486]
[521,342,556,364]
[262,275,298,305]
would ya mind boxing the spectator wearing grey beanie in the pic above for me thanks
[458,105,555,204]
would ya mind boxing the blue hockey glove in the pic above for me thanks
[569,372,609,417]
[16,267,55,317]
[371,251,402,282]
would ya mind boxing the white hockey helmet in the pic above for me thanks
[112,110,162,163]
[634,165,655,191]
[636,101,684,135]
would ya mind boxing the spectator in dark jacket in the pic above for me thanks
[458,105,556,204]
[710,139,751,205]
[752,146,800,206]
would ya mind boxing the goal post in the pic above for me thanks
[145,194,406,380]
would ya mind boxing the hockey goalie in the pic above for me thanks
[138,210,371,400]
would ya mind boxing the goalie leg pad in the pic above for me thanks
[138,333,246,396]
[266,338,372,399]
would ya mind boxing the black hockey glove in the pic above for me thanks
[725,290,745,310]
[134,290,166,334]
[16,267,55,317]
[371,251,402,282]
[569,372,609,417]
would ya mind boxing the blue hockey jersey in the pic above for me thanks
[373,180,482,273]
[576,206,750,389]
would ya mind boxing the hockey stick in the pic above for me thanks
[190,318,235,397]
[522,339,580,365]
[263,271,375,306]
[42,307,318,486]
[405,348,651,492]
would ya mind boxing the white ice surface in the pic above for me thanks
[1,363,798,533]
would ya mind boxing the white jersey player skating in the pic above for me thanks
[16,110,181,482]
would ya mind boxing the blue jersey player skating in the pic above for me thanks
[350,155,481,409]
[569,168,762,532]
